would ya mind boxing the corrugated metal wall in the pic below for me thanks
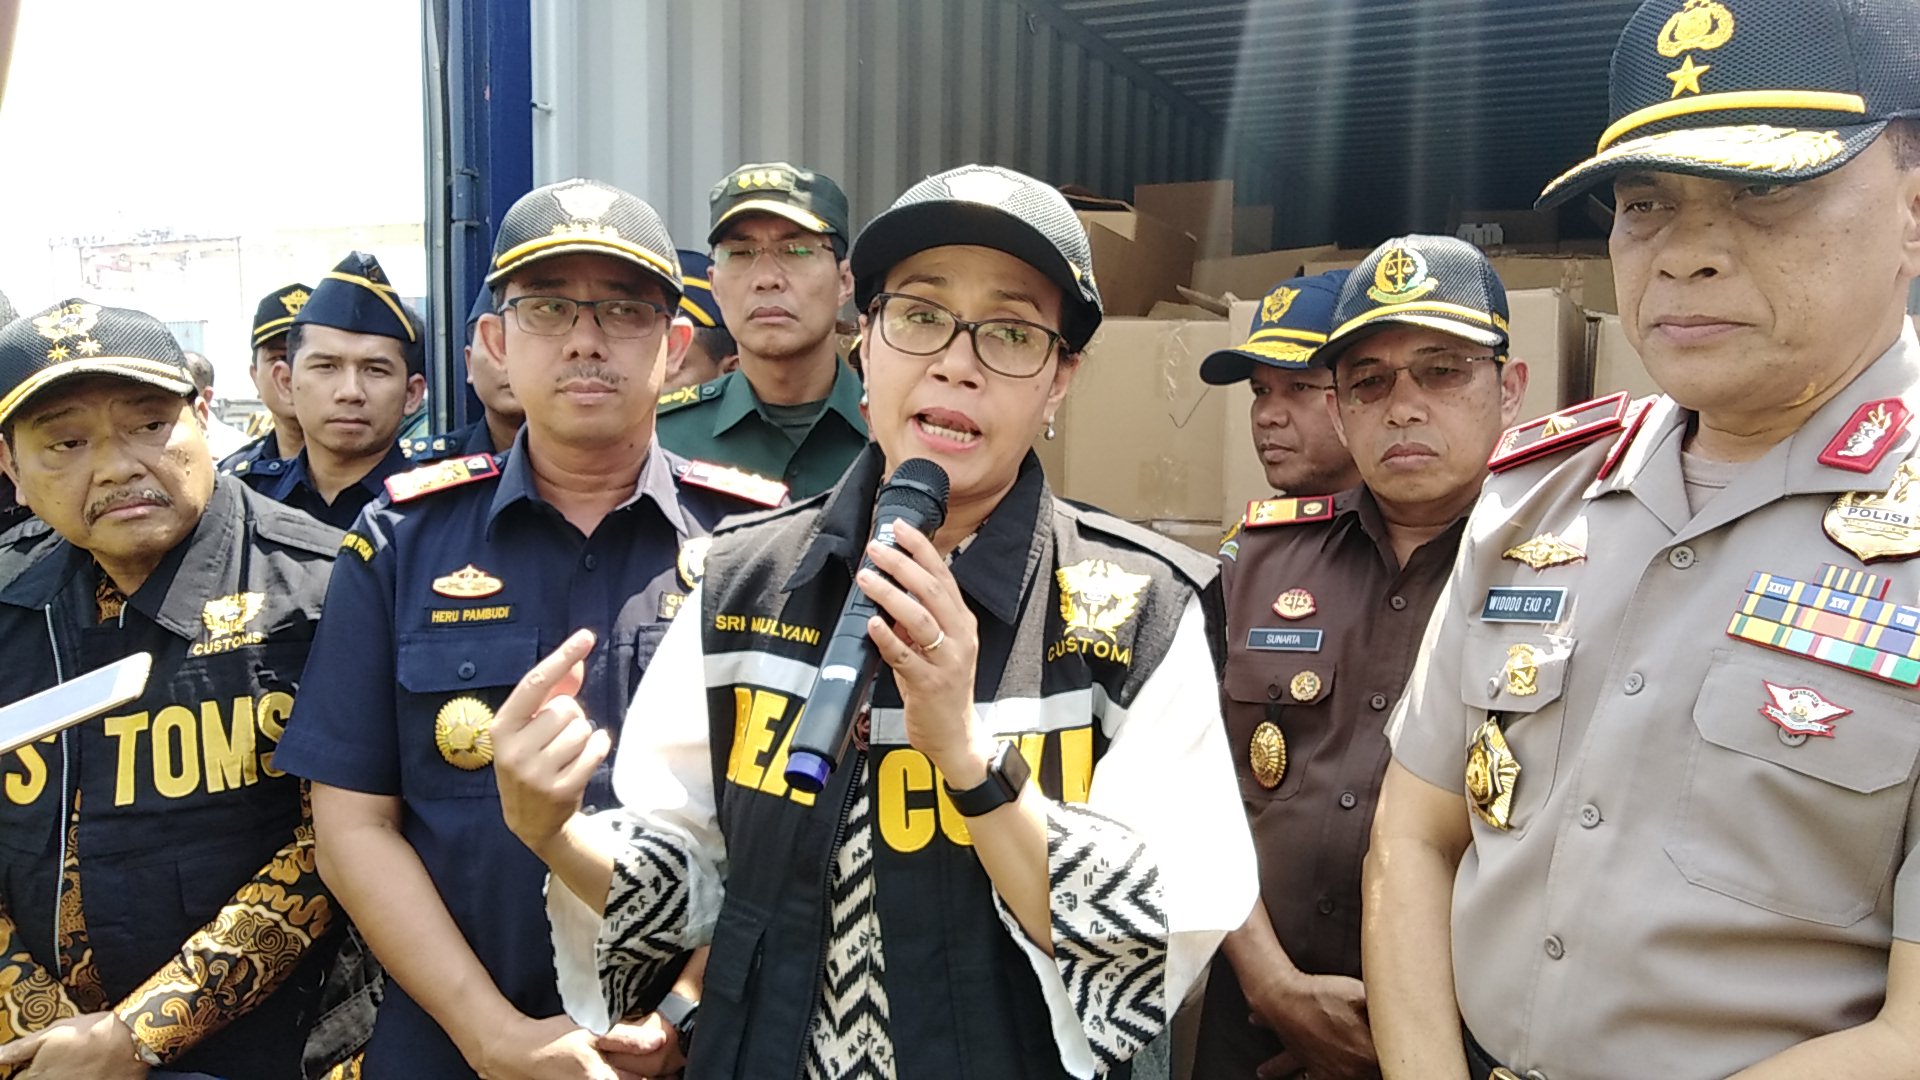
[529,0,1273,249]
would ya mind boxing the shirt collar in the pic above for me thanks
[1591,323,1920,516]
[782,446,1045,626]
[710,361,870,438]
[486,427,689,537]
[287,442,413,501]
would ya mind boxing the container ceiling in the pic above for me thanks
[1045,0,1644,243]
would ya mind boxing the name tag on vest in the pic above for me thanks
[1247,628,1323,652]
[1480,586,1567,623]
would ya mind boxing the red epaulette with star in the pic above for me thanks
[678,460,788,508]
[1244,495,1335,529]
[385,454,501,503]
[1489,392,1631,473]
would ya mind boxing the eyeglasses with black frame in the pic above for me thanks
[1335,352,1504,406]
[711,240,833,273]
[500,296,671,339]
[867,292,1065,379]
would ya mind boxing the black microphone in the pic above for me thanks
[786,458,950,794]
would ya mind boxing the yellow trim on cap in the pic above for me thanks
[251,315,295,340]
[1600,89,1866,151]
[492,234,678,281]
[678,296,717,327]
[714,198,834,236]
[1248,327,1329,346]
[0,357,194,423]
[1331,301,1508,343]
[321,271,419,343]
[1240,340,1319,365]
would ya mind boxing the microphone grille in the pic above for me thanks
[890,458,950,504]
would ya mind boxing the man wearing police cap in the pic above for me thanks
[1367,1,1920,1077]
[0,300,341,1078]
[656,162,868,501]
[1196,250,1525,1080]
[222,283,315,483]
[263,253,426,529]
[404,286,526,463]
[275,178,771,1079]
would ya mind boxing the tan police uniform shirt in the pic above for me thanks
[1390,324,1920,1080]
[1196,489,1464,1078]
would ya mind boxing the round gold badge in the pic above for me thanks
[1465,717,1521,830]
[1289,670,1321,702]
[435,696,496,770]
[1249,721,1287,789]
[677,536,713,589]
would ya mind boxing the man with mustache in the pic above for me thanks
[1367,2,1920,1077]
[262,252,427,529]
[1196,238,1525,1080]
[655,162,867,500]
[273,179,775,1079]
[0,300,342,1079]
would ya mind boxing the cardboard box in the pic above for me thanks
[1456,208,1559,247]
[1233,206,1274,255]
[1077,208,1198,318]
[1505,287,1589,417]
[1043,317,1235,522]
[1134,180,1236,257]
[1191,246,1339,300]
[1590,313,1662,400]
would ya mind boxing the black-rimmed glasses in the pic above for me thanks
[867,292,1065,379]
[501,296,670,339]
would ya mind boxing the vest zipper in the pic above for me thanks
[44,605,69,979]
[795,748,867,1080]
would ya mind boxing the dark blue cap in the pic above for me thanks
[294,252,425,373]
[676,250,725,329]
[466,284,493,342]
[1200,270,1351,384]
[1316,235,1510,366]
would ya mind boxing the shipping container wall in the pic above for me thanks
[528,0,1275,248]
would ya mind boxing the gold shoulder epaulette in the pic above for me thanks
[657,384,702,410]
[1244,495,1335,529]
[1489,391,1630,473]
[384,454,501,504]
[679,460,787,508]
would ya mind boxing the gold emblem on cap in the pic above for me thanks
[1503,644,1540,697]
[1465,717,1521,830]
[1366,247,1438,305]
[1658,0,1734,98]
[435,696,495,770]
[1261,287,1300,325]
[281,288,310,316]
[432,564,504,599]
[1825,460,1920,563]
[553,181,619,224]
[33,302,101,343]
[201,592,266,637]
[1289,670,1322,702]
[677,536,713,590]
[1657,0,1734,57]
[1250,721,1287,789]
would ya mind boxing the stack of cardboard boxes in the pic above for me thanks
[1044,180,1661,552]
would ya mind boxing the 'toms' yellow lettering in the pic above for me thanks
[2,738,53,805]
[81,691,296,807]
[724,688,815,806]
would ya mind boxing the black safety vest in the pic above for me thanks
[0,478,339,1080]
[688,447,1221,1080]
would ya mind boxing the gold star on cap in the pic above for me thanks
[1666,54,1711,97]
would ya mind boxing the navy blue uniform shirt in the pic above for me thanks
[273,431,758,1077]
[261,443,413,530]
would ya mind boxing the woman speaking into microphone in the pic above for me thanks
[491,164,1255,1079]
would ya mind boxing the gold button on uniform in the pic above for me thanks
[435,696,496,769]
[1250,721,1287,789]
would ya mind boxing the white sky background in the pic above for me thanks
[0,0,426,388]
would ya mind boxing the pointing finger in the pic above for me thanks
[494,629,596,736]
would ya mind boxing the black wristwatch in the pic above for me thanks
[943,740,1031,817]
[657,990,699,1056]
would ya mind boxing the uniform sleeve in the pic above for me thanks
[0,899,76,1074]
[112,786,336,1064]
[548,590,726,1033]
[1386,517,1478,792]
[993,593,1258,1077]
[273,514,404,794]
